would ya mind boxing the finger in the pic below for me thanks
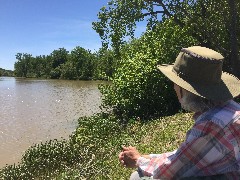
[121,146,129,151]
[118,152,124,160]
[128,146,136,150]
[119,151,124,156]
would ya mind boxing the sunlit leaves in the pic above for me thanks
[92,0,155,51]
[94,0,240,75]
[99,18,197,120]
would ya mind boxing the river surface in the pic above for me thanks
[0,77,104,168]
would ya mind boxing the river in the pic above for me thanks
[0,77,104,168]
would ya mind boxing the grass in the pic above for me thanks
[0,112,194,179]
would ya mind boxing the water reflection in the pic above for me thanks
[0,77,104,168]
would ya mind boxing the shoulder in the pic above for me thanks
[195,100,240,127]
[186,120,221,141]
[186,100,240,141]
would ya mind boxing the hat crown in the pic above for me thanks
[157,46,240,101]
[173,46,224,84]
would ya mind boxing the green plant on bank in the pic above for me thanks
[99,18,197,120]
[0,112,194,179]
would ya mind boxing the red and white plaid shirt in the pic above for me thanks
[137,100,240,179]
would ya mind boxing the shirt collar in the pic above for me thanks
[193,111,203,120]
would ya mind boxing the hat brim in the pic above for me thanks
[157,64,240,101]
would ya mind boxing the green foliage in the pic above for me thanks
[50,67,62,79]
[0,68,14,77]
[93,0,156,52]
[50,48,69,69]
[14,53,33,77]
[0,113,127,179]
[62,46,94,80]
[3,0,240,178]
[94,0,240,119]
[0,112,194,179]
[94,48,116,80]
[59,61,78,80]
[94,0,240,77]
[99,19,197,120]
[13,47,116,80]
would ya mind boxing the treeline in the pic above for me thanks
[0,68,14,77]
[1,0,240,179]
[94,0,240,120]
[14,46,115,80]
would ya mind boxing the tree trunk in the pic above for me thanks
[228,0,240,78]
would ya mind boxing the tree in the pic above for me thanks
[93,0,240,77]
[93,0,154,55]
[94,48,116,80]
[14,53,33,77]
[60,61,77,80]
[50,48,69,79]
[50,48,69,69]
[34,56,46,78]
[98,18,196,120]
[68,46,95,79]
[12,46,107,80]
[0,68,14,77]
[228,0,240,77]
[93,0,240,119]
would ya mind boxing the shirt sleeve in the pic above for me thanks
[149,150,177,159]
[137,121,233,179]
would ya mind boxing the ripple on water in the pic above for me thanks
[0,78,106,168]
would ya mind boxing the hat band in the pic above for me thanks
[172,67,222,85]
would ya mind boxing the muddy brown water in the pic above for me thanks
[0,77,105,168]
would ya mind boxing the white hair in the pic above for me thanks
[180,90,225,113]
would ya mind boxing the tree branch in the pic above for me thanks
[200,1,207,18]
[228,0,240,77]
[147,0,173,17]
[144,0,185,27]
[142,10,165,17]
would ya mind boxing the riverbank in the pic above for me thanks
[0,112,193,179]
[0,77,104,168]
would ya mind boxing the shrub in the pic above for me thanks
[99,18,198,120]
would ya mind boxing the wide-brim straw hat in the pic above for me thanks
[157,46,240,101]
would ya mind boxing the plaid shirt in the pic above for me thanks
[137,100,240,179]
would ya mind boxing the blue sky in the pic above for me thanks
[0,0,146,70]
